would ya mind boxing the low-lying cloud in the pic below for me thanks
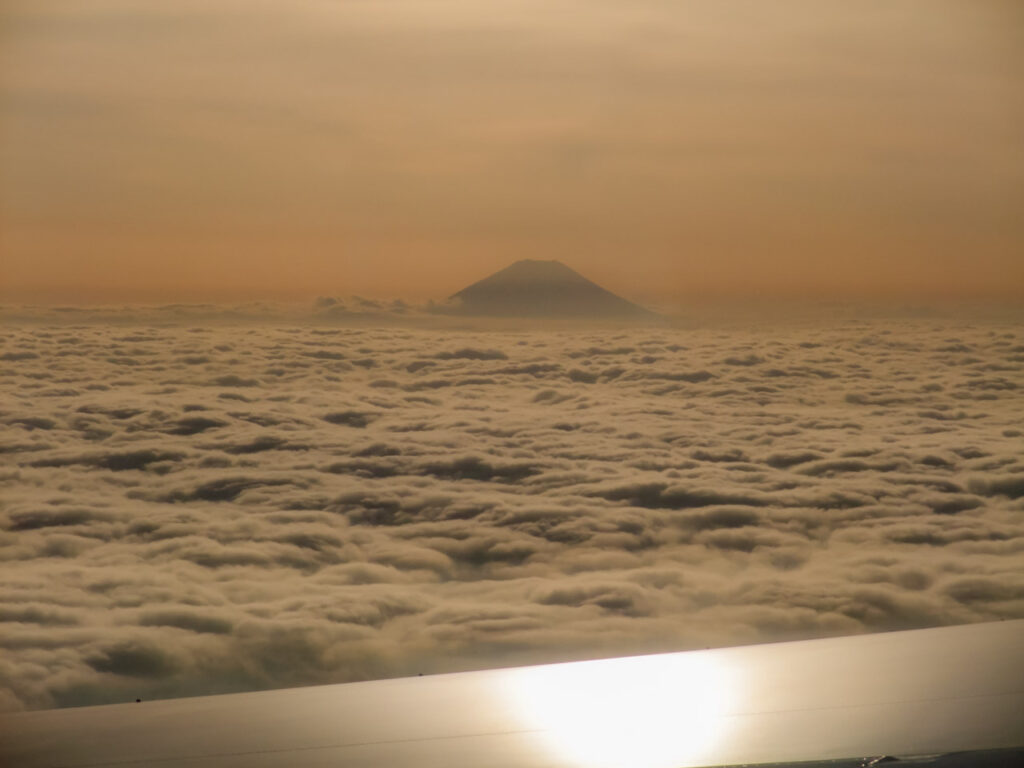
[1,317,1023,711]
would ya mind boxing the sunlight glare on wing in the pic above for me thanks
[502,651,736,768]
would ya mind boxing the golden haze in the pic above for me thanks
[2,0,1022,304]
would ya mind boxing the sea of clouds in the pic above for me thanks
[2,312,1023,711]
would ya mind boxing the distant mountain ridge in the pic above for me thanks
[449,260,657,318]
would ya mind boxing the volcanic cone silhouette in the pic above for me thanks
[449,260,656,318]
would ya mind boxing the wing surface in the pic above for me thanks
[1,619,1021,768]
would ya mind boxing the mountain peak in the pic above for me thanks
[448,260,656,319]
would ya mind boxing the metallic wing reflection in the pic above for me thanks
[1,620,1022,768]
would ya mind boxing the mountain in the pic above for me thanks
[448,260,657,318]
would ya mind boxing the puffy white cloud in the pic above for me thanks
[1,316,1022,710]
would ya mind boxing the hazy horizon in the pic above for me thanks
[3,1,1024,304]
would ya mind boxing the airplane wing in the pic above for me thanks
[2,619,1022,768]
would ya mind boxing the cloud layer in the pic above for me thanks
[2,317,1023,711]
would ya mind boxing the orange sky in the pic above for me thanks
[2,0,1023,304]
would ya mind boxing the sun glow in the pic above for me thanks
[503,652,737,768]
